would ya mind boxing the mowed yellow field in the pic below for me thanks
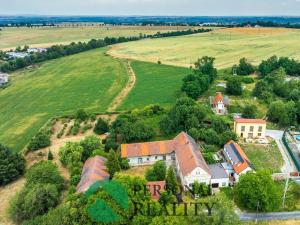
[108,27,300,68]
[0,25,195,50]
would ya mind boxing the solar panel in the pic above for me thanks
[230,143,244,163]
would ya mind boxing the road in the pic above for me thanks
[266,130,296,173]
[239,211,300,221]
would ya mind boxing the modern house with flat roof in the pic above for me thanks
[234,118,266,139]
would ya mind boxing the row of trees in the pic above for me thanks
[0,28,211,73]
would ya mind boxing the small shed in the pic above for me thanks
[0,73,9,86]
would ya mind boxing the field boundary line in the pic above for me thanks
[107,60,136,112]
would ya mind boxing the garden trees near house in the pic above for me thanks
[234,170,281,212]
[194,56,217,82]
[235,58,255,75]
[192,181,211,197]
[59,142,83,171]
[242,105,257,119]
[166,167,178,195]
[160,97,207,134]
[0,144,25,185]
[93,117,109,135]
[226,77,243,96]
[79,135,103,162]
[252,80,273,101]
[258,55,279,78]
[106,149,121,178]
[267,101,297,127]
[27,130,51,151]
[145,161,166,181]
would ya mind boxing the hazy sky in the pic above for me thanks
[1,0,300,16]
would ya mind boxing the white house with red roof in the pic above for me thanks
[121,132,230,189]
[209,92,229,115]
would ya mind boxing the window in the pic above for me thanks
[258,126,263,132]
[241,126,245,132]
[147,158,150,161]
[138,158,143,164]
[248,133,253,138]
[222,182,227,187]
[258,133,262,137]
[250,126,254,132]
[163,156,166,161]
[155,156,158,160]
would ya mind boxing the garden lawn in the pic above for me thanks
[241,141,284,173]
[0,48,128,152]
[118,61,190,110]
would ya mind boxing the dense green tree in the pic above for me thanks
[106,149,121,178]
[226,78,243,96]
[258,55,280,78]
[242,105,257,119]
[160,97,207,134]
[181,73,210,99]
[0,144,25,185]
[253,80,273,100]
[165,167,178,194]
[26,161,64,191]
[267,101,297,127]
[145,161,166,181]
[194,56,217,82]
[79,135,103,161]
[59,142,83,170]
[9,184,59,223]
[192,181,211,197]
[27,131,51,151]
[297,101,300,123]
[211,117,229,133]
[235,58,255,75]
[234,170,281,212]
[93,118,109,135]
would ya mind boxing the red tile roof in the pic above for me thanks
[76,156,110,193]
[121,132,211,177]
[213,92,224,105]
[234,118,266,124]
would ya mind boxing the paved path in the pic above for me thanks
[239,211,300,221]
[107,60,136,112]
[266,130,296,173]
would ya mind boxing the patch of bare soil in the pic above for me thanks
[107,61,136,112]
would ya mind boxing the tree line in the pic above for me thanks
[0,28,211,73]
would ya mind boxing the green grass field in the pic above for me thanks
[109,27,300,68]
[118,61,190,110]
[0,26,193,50]
[0,48,128,152]
[242,142,284,173]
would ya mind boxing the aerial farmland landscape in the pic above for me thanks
[1,1,300,225]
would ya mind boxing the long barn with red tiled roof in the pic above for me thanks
[121,132,230,189]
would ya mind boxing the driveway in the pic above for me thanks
[266,130,296,173]
[239,211,300,221]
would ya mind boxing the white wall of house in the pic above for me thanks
[211,178,229,188]
[127,154,173,167]
[234,167,253,182]
[182,167,212,188]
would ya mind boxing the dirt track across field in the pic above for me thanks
[107,60,136,112]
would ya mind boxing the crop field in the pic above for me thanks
[108,27,300,68]
[0,25,194,50]
[0,48,128,152]
[118,61,190,110]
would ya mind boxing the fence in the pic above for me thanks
[282,131,300,172]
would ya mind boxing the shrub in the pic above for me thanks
[80,135,103,161]
[94,118,109,135]
[27,131,51,151]
[0,144,26,185]
[235,58,255,76]
[145,161,166,181]
[75,109,88,121]
[47,150,54,160]
[226,78,243,96]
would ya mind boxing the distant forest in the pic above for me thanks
[1,16,300,27]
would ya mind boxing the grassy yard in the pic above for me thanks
[118,165,151,178]
[118,61,190,110]
[241,141,284,173]
[0,48,128,152]
[0,26,194,50]
[109,27,300,69]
